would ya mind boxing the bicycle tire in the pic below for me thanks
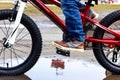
[93,10,120,73]
[0,9,42,75]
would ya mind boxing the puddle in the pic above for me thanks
[0,56,120,80]
[26,57,106,80]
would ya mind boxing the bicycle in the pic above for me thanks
[0,0,120,75]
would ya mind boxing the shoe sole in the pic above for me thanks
[52,42,84,52]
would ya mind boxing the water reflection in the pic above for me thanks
[51,59,65,76]
[51,59,65,69]
[26,57,106,80]
[1,57,120,80]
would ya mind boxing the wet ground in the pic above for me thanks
[26,56,106,80]
[0,56,120,80]
[20,11,120,80]
[0,11,119,80]
[0,56,105,80]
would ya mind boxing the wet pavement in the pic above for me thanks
[0,11,119,80]
[25,57,105,80]
[0,56,120,80]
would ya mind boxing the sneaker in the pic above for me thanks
[84,11,99,31]
[52,40,84,52]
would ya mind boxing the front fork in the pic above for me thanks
[4,0,27,45]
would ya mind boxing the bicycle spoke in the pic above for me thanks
[102,20,120,65]
[16,28,24,39]
[0,47,5,56]
[3,51,5,67]
[6,21,12,38]
[103,31,115,40]
[112,21,120,30]
[3,20,10,37]
[9,48,13,67]
[11,47,20,64]
[15,42,31,48]
[0,20,14,38]
[15,33,30,43]
[0,27,6,37]
[12,47,28,54]
[0,9,41,75]
[0,21,31,68]
[12,47,26,60]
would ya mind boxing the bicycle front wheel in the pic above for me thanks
[0,9,42,75]
[93,10,120,73]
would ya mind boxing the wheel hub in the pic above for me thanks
[2,38,12,48]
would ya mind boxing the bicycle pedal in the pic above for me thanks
[56,48,70,57]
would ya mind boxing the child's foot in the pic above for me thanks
[52,40,84,52]
[90,11,99,19]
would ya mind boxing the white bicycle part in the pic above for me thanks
[5,0,26,45]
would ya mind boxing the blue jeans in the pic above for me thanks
[61,0,92,42]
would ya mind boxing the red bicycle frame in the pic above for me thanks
[25,0,120,46]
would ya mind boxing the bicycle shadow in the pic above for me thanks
[0,74,31,80]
